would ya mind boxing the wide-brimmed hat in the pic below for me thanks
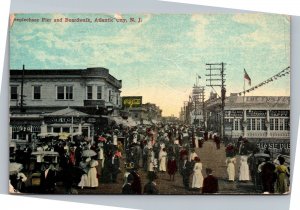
[125,162,134,170]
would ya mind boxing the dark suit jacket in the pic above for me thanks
[122,183,134,194]
[202,175,218,193]
[143,182,159,195]
[131,171,142,194]
[179,160,192,176]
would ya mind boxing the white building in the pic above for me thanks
[206,95,290,140]
[9,67,122,141]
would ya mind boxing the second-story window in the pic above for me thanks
[97,86,102,99]
[33,86,41,100]
[109,90,112,102]
[57,86,73,100]
[87,86,93,100]
[66,86,73,99]
[10,86,18,100]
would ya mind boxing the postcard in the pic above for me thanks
[9,13,290,195]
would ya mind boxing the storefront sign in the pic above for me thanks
[44,117,81,124]
[269,110,290,117]
[256,142,290,153]
[122,96,142,108]
[246,110,267,117]
[225,110,243,117]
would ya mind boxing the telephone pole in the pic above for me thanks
[205,62,226,139]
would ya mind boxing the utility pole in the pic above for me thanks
[205,62,226,139]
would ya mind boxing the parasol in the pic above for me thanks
[37,132,59,138]
[98,136,107,142]
[59,132,70,140]
[82,149,97,157]
[9,162,23,175]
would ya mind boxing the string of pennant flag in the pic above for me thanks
[237,66,290,96]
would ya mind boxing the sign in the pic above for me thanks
[270,110,290,117]
[122,96,142,108]
[256,142,290,153]
[225,110,243,117]
[44,117,81,124]
[87,118,96,123]
[246,110,267,117]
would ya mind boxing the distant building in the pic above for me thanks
[9,67,122,141]
[120,96,162,124]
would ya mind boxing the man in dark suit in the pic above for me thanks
[40,162,56,194]
[122,174,134,194]
[130,167,142,194]
[202,168,219,194]
[260,157,276,193]
[180,155,192,190]
[143,172,159,195]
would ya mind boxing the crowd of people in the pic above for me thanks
[224,136,290,194]
[9,123,290,194]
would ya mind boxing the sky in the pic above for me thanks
[10,13,290,117]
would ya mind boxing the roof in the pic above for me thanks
[42,107,88,117]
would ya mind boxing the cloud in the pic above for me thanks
[187,14,212,48]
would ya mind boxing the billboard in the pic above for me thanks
[122,96,142,108]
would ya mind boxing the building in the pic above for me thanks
[9,67,122,141]
[120,96,162,125]
[205,93,290,140]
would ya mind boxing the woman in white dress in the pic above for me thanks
[87,157,99,188]
[226,157,236,181]
[159,148,167,172]
[239,155,250,181]
[191,157,203,190]
[78,158,90,189]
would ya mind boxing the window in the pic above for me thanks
[53,127,60,133]
[285,119,290,130]
[97,86,102,99]
[256,119,261,130]
[234,119,239,131]
[109,90,112,102]
[10,86,18,100]
[270,119,274,130]
[274,118,279,130]
[62,127,70,133]
[247,119,251,130]
[66,86,73,99]
[279,119,284,130]
[33,86,41,99]
[251,119,256,130]
[87,86,93,100]
[261,119,266,130]
[57,86,73,100]
[57,86,64,99]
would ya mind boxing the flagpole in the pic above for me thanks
[243,76,245,103]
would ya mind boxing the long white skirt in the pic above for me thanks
[78,174,88,188]
[227,163,235,181]
[87,167,98,187]
[239,162,250,181]
[192,172,204,188]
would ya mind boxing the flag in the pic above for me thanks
[244,69,251,86]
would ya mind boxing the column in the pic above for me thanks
[243,109,247,137]
[266,110,270,137]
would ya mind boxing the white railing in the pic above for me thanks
[227,130,290,139]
